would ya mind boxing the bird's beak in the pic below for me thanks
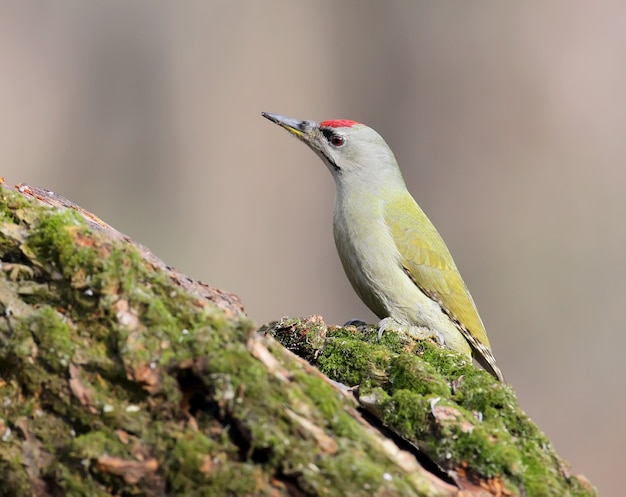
[262,112,316,140]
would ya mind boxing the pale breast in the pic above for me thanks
[332,192,466,346]
[332,195,408,319]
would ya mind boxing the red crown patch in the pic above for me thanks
[320,119,359,128]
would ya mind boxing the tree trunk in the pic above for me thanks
[0,183,596,497]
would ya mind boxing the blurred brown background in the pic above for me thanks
[0,2,621,493]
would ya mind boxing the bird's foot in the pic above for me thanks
[343,319,368,328]
[377,317,445,346]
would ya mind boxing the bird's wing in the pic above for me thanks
[384,191,492,351]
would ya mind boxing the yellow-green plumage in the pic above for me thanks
[262,112,503,381]
[384,192,491,351]
[383,192,501,379]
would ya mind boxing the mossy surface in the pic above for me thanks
[265,318,597,497]
[0,187,440,496]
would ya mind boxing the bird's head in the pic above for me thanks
[262,112,404,189]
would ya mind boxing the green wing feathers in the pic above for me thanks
[384,192,492,350]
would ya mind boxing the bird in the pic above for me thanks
[262,112,503,381]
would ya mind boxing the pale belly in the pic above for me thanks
[332,204,470,355]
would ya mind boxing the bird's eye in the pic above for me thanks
[330,134,345,147]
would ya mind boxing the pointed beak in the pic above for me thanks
[262,112,317,140]
[263,112,340,174]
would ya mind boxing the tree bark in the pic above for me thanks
[0,183,596,497]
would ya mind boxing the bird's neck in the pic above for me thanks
[334,167,407,206]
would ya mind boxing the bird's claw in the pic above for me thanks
[343,319,368,328]
[377,317,444,345]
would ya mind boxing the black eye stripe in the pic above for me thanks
[321,128,334,140]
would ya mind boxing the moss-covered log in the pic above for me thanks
[0,184,596,496]
[263,318,596,496]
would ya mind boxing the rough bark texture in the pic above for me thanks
[0,183,596,497]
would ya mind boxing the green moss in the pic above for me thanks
[376,388,431,437]
[265,319,596,496]
[386,353,449,397]
[52,465,110,497]
[258,317,320,364]
[26,209,97,281]
[0,443,33,497]
[317,336,390,389]
[0,188,33,225]
[21,305,75,371]
[0,186,595,496]
[72,430,129,459]
[299,373,340,415]
[168,439,268,497]
[0,191,282,494]
[312,452,392,496]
